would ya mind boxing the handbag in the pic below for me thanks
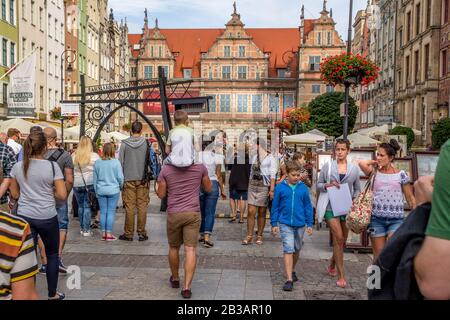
[346,169,377,234]
[78,164,99,212]
[316,161,332,223]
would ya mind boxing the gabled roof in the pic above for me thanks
[128,24,316,78]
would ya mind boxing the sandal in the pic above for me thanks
[238,219,244,224]
[327,266,337,277]
[203,240,214,248]
[198,237,205,243]
[336,279,347,288]
[228,216,237,223]
[242,235,253,245]
[90,220,100,229]
[48,291,65,300]
[255,235,263,245]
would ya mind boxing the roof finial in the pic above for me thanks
[109,8,114,21]
[323,0,327,12]
[301,4,304,19]
[144,8,148,23]
[330,8,333,18]
[155,18,159,29]
[233,1,237,15]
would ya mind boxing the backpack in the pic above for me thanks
[141,140,155,184]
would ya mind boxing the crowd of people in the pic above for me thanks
[0,111,449,300]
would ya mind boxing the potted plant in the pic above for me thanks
[283,107,311,134]
[320,53,379,88]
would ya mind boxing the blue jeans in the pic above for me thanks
[368,215,404,238]
[200,180,219,235]
[98,193,120,233]
[73,185,94,232]
[279,223,306,254]
[56,201,69,231]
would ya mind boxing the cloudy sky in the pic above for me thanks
[109,0,367,39]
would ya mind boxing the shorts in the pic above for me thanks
[229,189,248,201]
[56,201,69,231]
[280,223,306,254]
[324,210,346,222]
[167,212,201,248]
[368,215,404,238]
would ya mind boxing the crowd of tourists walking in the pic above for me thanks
[0,112,449,300]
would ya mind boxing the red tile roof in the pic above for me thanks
[128,21,315,78]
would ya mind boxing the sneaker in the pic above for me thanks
[181,289,192,299]
[138,234,149,242]
[169,276,180,289]
[48,291,65,300]
[82,231,93,237]
[283,281,294,291]
[118,234,133,241]
[59,259,68,274]
[39,265,47,275]
[292,272,298,282]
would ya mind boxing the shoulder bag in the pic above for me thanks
[78,164,99,212]
[346,168,377,234]
[316,161,332,223]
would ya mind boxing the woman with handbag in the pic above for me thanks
[72,136,100,237]
[242,137,277,246]
[358,139,416,261]
[316,139,361,288]
[9,131,67,299]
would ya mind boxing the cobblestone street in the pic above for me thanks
[36,193,373,300]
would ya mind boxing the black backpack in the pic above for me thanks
[141,140,154,184]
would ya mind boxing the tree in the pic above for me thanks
[389,126,415,150]
[432,118,450,150]
[307,92,358,137]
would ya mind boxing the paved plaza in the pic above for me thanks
[36,193,373,300]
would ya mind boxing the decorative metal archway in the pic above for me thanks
[62,66,212,156]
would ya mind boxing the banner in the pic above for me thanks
[7,53,36,118]
[61,103,80,117]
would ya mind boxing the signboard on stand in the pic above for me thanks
[61,103,80,117]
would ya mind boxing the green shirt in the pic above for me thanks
[288,183,297,191]
[426,139,450,240]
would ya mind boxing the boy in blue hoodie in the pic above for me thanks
[271,161,313,291]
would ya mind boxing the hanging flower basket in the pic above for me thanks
[320,53,379,88]
[275,120,292,131]
[122,123,131,131]
[284,107,310,125]
[50,107,62,120]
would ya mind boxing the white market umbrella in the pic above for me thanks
[0,118,42,134]
[283,132,326,145]
[338,133,380,148]
[63,126,109,143]
[306,129,328,137]
[357,125,390,137]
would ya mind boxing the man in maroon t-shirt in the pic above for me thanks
[157,163,211,299]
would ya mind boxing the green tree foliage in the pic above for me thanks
[307,92,358,137]
[389,126,415,150]
[432,118,450,150]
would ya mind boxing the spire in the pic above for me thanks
[144,8,148,24]
[233,1,237,15]
[300,4,304,20]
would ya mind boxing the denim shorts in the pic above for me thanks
[368,215,404,238]
[279,224,305,254]
[56,201,69,231]
[229,189,248,201]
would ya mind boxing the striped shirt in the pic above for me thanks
[0,211,38,300]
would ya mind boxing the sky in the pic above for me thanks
[109,0,368,40]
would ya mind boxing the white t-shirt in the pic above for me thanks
[7,139,22,155]
[197,151,224,181]
[73,152,100,187]
[166,125,195,167]
[251,153,277,186]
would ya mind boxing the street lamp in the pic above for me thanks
[343,0,354,140]
[60,49,77,149]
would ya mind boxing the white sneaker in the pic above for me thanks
[82,231,93,237]
[80,230,84,235]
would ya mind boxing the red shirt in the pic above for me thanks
[158,164,208,214]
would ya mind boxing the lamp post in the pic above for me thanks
[343,0,354,140]
[60,49,77,149]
